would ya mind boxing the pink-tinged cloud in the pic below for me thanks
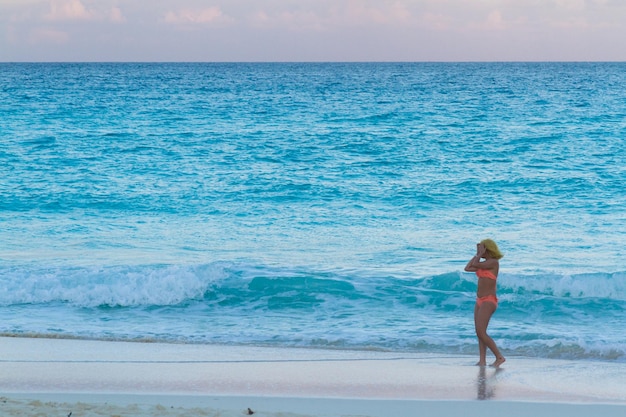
[485,10,506,30]
[164,7,226,24]
[44,0,92,21]
[465,10,508,31]
[110,6,125,23]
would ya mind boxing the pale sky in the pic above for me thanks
[1,0,625,61]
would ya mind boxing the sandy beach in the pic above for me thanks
[1,337,626,416]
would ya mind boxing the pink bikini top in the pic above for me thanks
[476,269,497,280]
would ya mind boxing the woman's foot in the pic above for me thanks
[475,360,487,366]
[491,357,506,368]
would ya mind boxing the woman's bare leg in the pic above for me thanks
[474,302,505,367]
[474,304,487,365]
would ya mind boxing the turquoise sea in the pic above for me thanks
[1,62,625,361]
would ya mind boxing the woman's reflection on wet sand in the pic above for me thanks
[477,366,503,400]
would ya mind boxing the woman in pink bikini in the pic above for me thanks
[464,239,506,367]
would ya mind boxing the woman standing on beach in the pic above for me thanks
[464,239,506,367]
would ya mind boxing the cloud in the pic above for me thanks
[273,10,326,30]
[3,0,626,61]
[249,1,414,31]
[110,6,125,23]
[40,1,125,23]
[463,9,512,31]
[485,10,505,30]
[44,0,93,21]
[164,6,228,25]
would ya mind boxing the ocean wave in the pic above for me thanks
[497,271,626,300]
[1,263,626,308]
[0,263,227,307]
[1,262,625,361]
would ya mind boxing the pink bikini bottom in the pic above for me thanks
[476,294,498,309]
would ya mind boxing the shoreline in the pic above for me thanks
[2,336,626,416]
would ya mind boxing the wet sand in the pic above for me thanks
[1,337,626,416]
